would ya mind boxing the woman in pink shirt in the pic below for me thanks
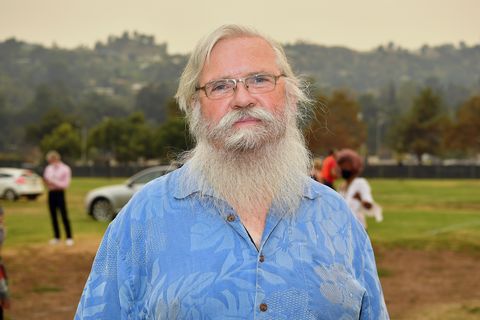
[43,150,74,246]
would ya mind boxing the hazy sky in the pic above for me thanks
[1,0,479,54]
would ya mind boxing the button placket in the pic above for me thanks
[255,255,266,317]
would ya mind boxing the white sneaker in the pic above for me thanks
[49,238,60,245]
[65,239,74,246]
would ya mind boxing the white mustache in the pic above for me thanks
[214,107,275,132]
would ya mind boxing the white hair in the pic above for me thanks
[177,25,313,215]
[175,24,310,120]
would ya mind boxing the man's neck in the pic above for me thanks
[236,205,269,250]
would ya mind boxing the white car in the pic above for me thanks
[85,165,176,221]
[0,167,45,201]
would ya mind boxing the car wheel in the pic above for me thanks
[27,194,39,201]
[91,198,115,221]
[4,189,18,201]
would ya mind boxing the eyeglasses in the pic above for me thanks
[196,73,285,100]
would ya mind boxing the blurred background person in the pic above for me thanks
[337,148,383,229]
[320,149,339,189]
[43,151,74,246]
[310,158,323,182]
[0,205,10,319]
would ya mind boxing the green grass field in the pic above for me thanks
[367,179,480,252]
[2,178,480,319]
[2,178,480,252]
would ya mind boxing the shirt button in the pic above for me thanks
[259,303,268,312]
[259,254,265,262]
[226,214,235,222]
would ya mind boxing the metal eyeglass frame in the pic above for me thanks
[195,73,286,99]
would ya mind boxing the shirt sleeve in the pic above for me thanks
[357,178,373,204]
[56,164,71,189]
[75,221,132,319]
[359,237,389,319]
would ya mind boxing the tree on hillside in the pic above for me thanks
[134,83,175,124]
[23,84,74,122]
[446,95,480,155]
[305,90,367,156]
[358,93,382,155]
[75,92,129,128]
[152,117,193,162]
[388,88,450,163]
[87,117,122,163]
[115,113,153,163]
[88,112,153,163]
[25,107,76,145]
[0,93,11,151]
[151,98,193,161]
[40,122,81,161]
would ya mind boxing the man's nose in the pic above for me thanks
[231,81,256,108]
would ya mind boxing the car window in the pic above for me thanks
[131,170,167,185]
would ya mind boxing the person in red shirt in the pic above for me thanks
[320,149,339,190]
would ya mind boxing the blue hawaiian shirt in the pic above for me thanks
[75,164,389,319]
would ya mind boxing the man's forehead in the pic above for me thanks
[200,36,279,80]
[211,36,272,51]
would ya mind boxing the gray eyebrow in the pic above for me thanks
[208,71,271,83]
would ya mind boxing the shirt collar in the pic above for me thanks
[173,163,214,199]
[303,180,320,200]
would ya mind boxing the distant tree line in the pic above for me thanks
[0,32,479,164]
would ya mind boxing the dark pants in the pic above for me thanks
[48,190,72,239]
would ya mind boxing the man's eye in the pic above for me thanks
[251,75,273,85]
[210,81,231,92]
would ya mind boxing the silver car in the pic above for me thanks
[0,167,45,201]
[85,165,176,221]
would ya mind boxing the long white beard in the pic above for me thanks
[183,103,311,216]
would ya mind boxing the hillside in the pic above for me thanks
[1,32,479,110]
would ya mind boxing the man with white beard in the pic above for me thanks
[76,25,389,319]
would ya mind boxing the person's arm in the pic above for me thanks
[353,192,373,209]
[43,166,55,189]
[53,165,71,189]
[353,179,374,209]
[75,222,131,319]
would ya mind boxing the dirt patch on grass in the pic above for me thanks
[375,246,480,319]
[3,239,100,320]
[1,242,479,319]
